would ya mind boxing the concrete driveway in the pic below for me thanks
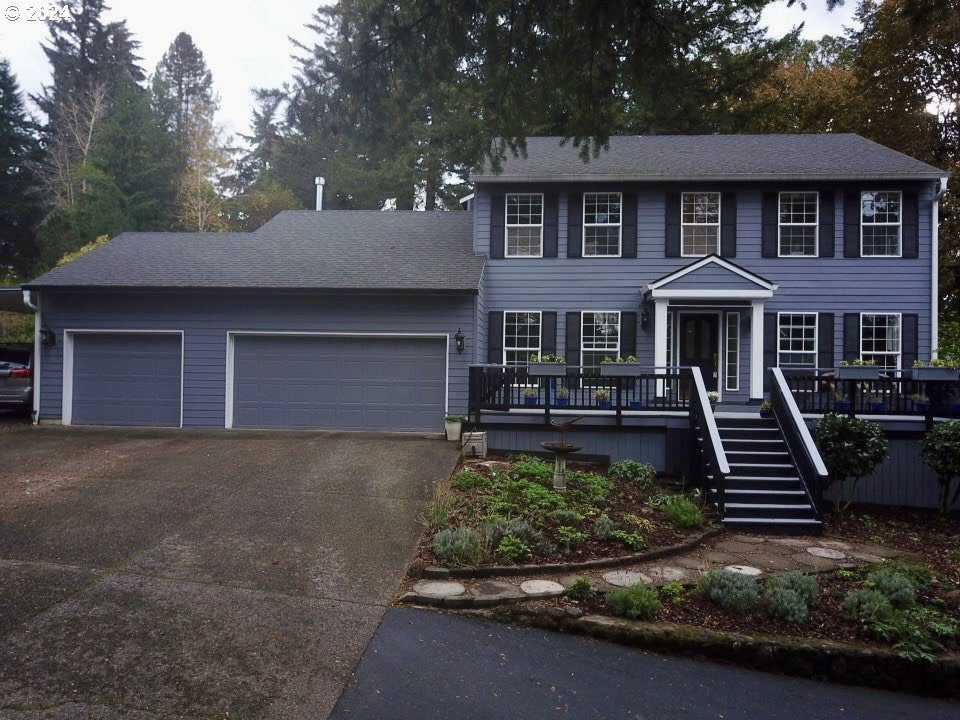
[0,426,456,719]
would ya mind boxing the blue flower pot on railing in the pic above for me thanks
[834,400,851,412]
[629,400,643,410]
[870,401,888,412]
[556,397,570,407]
[523,396,538,406]
[598,400,612,410]
[914,402,930,414]
[951,403,960,417]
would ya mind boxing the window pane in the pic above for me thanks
[585,226,620,256]
[584,193,621,225]
[504,311,540,366]
[681,225,719,256]
[862,225,900,256]
[861,314,900,369]
[506,227,542,256]
[506,194,542,225]
[778,314,817,368]
[779,192,818,224]
[861,192,901,224]
[778,192,818,256]
[780,226,816,255]
[682,193,719,224]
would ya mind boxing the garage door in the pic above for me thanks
[231,335,445,431]
[70,333,182,427]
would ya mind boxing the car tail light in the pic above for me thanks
[9,368,31,379]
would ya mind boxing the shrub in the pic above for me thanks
[485,518,551,556]
[612,530,646,551]
[551,508,584,526]
[813,414,889,512]
[660,495,704,528]
[486,478,565,519]
[567,471,613,501]
[660,582,685,604]
[866,570,916,610]
[920,420,960,514]
[835,568,856,581]
[766,571,819,606]
[557,525,589,552]
[867,606,960,661]
[699,570,758,615]
[621,513,656,533]
[608,459,656,485]
[882,563,934,590]
[844,588,895,622]
[431,527,480,566]
[451,469,490,491]
[608,584,661,620]
[510,456,553,484]
[567,577,595,601]
[593,514,615,540]
[496,535,532,564]
[764,587,809,623]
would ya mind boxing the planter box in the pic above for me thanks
[523,396,539,406]
[597,400,613,410]
[870,402,888,412]
[600,362,643,377]
[836,366,879,381]
[834,400,851,412]
[556,397,570,407]
[628,400,643,410]
[914,402,930,414]
[444,420,462,442]
[912,367,959,382]
[528,362,567,377]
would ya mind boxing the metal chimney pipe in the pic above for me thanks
[314,176,325,211]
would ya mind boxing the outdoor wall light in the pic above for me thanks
[39,326,56,347]
[454,328,465,353]
[640,309,649,330]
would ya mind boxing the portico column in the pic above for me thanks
[750,299,764,400]
[654,299,669,395]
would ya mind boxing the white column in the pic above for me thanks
[654,299,669,396]
[750,299,764,400]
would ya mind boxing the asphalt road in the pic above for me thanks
[330,607,958,720]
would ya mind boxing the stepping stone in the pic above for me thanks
[673,556,710,570]
[716,540,761,554]
[819,539,853,551]
[792,552,837,570]
[729,535,766,544]
[647,566,693,583]
[748,553,801,572]
[769,538,809,548]
[520,580,565,597]
[702,551,741,565]
[848,551,886,564]
[469,580,518,598]
[602,570,652,588]
[807,546,846,560]
[724,565,762,576]
[412,581,466,598]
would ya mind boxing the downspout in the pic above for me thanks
[21,289,40,424]
[932,177,949,359]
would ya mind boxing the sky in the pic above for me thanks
[0,0,859,140]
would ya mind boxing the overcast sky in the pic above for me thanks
[0,0,858,140]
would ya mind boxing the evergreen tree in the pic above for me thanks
[151,32,216,147]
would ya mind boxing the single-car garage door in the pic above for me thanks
[231,335,446,431]
[70,333,182,426]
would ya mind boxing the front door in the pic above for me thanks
[679,314,720,393]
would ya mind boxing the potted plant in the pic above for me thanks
[832,390,851,413]
[527,353,567,377]
[706,390,720,408]
[629,396,643,410]
[837,358,879,381]
[600,355,642,377]
[522,387,539,406]
[911,393,930,414]
[759,400,772,418]
[594,388,612,409]
[444,415,465,441]
[556,386,571,407]
[912,358,960,382]
[868,393,888,412]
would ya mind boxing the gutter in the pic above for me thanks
[471,172,947,183]
[932,177,950,359]
[21,290,40,424]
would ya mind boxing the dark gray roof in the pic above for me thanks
[25,211,484,293]
[473,134,946,182]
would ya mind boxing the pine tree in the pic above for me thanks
[151,32,216,148]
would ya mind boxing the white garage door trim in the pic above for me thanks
[224,331,450,429]
[62,329,185,427]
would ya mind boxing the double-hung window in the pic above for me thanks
[778,192,818,256]
[505,193,543,257]
[777,313,818,368]
[581,311,620,372]
[861,313,901,369]
[583,192,622,256]
[861,191,902,257]
[681,192,720,256]
[503,311,541,366]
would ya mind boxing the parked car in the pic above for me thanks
[0,344,33,412]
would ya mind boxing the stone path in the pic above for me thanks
[403,533,903,606]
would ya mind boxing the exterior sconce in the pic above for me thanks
[640,309,649,330]
[454,328,465,354]
[39,326,56,347]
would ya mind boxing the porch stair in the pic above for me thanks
[708,416,823,535]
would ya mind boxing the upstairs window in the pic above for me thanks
[778,192,818,256]
[503,311,541,366]
[681,192,720,257]
[778,313,818,368]
[861,313,901,369]
[861,191,901,257]
[583,192,622,257]
[581,311,620,372]
[505,193,543,257]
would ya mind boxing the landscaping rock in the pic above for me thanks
[646,566,693,583]
[602,570,652,588]
[724,565,762,576]
[716,540,761,554]
[847,551,886,564]
[806,546,846,560]
[819,539,853,551]
[791,552,837,570]
[565,605,584,619]
[412,581,466,598]
[468,580,518,599]
[519,580,565,597]
[769,538,809,548]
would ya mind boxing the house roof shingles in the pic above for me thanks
[473,134,947,182]
[25,210,485,293]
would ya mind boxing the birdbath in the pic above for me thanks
[541,416,584,492]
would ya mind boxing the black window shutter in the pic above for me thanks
[621,193,637,258]
[763,313,777,391]
[761,192,778,258]
[819,191,835,258]
[565,312,581,367]
[843,191,860,258]
[902,191,919,259]
[543,194,559,258]
[567,193,583,258]
[721,191,736,257]
[541,312,557,355]
[817,312,835,369]
[621,312,637,357]
[665,192,681,257]
[490,194,505,259]
[902,313,919,368]
[488,311,504,364]
[843,313,860,361]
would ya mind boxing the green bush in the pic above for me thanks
[593,514,615,540]
[551,508,584,526]
[567,577,595,601]
[496,535,532,564]
[660,495,704,528]
[451,469,491,491]
[608,459,656,485]
[814,414,889,512]
[867,606,960,661]
[557,525,589,552]
[764,587,810,623]
[485,518,551,556]
[699,570,758,615]
[920,420,960,513]
[866,570,916,610]
[431,527,481,566]
[608,584,661,620]
[660,582,685,604]
[509,456,553,484]
[486,478,566,519]
[612,530,646,551]
[844,588,895,622]
[883,563,933,590]
[567,471,613,501]
[766,571,819,606]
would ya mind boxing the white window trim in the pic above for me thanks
[776,312,818,369]
[777,191,819,258]
[502,310,542,366]
[860,190,903,258]
[580,310,621,369]
[859,312,902,369]
[725,312,740,392]
[504,192,544,259]
[680,191,721,258]
[582,192,623,258]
